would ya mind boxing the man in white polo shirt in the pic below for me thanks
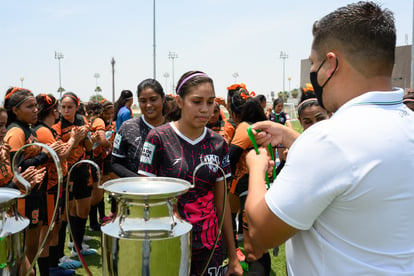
[245,2,414,275]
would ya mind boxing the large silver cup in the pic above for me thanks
[0,188,29,275]
[101,177,193,276]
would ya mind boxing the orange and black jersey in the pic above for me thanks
[4,120,47,172]
[34,123,67,190]
[53,114,88,168]
[90,117,106,160]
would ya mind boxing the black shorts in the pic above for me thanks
[102,157,113,174]
[191,240,224,276]
[41,191,62,226]
[18,190,42,229]
[90,160,101,182]
[69,163,92,200]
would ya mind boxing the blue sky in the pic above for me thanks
[1,0,412,102]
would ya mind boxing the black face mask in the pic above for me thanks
[310,57,338,109]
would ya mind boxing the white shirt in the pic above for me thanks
[265,89,414,275]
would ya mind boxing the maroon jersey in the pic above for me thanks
[138,123,231,251]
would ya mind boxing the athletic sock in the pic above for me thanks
[68,215,76,245]
[89,204,98,227]
[48,245,59,267]
[57,220,68,258]
[74,216,87,250]
[37,256,49,276]
[98,199,105,220]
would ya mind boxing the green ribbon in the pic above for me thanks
[247,126,277,189]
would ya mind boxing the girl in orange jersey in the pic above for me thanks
[0,107,13,188]
[229,95,271,275]
[207,102,229,144]
[86,100,113,231]
[35,94,84,274]
[3,87,62,275]
[52,92,96,258]
[0,106,45,190]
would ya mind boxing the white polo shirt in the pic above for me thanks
[265,89,414,275]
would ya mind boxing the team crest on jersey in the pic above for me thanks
[140,142,156,165]
[200,154,220,173]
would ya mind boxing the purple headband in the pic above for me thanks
[176,73,209,96]
[297,98,318,111]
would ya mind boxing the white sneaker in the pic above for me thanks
[58,256,82,269]
[83,235,92,241]
[71,248,97,257]
[67,241,89,249]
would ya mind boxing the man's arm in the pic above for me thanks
[245,148,299,249]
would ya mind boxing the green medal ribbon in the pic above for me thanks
[247,126,277,189]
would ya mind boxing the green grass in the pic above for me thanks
[291,119,303,134]
[66,232,287,276]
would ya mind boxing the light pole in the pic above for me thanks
[19,77,24,87]
[55,51,64,99]
[168,51,178,94]
[288,76,292,97]
[280,51,288,103]
[232,72,239,83]
[163,72,170,93]
[111,57,115,103]
[153,0,156,79]
[94,73,101,101]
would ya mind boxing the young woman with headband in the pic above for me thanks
[52,92,96,260]
[86,100,114,231]
[297,86,330,131]
[138,71,242,276]
[206,101,229,143]
[228,94,272,274]
[403,92,414,111]
[224,83,249,143]
[35,93,84,274]
[113,89,133,132]
[3,87,62,275]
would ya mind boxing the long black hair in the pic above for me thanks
[36,94,58,122]
[113,90,133,121]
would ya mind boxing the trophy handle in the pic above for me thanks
[192,161,228,276]
[65,159,100,276]
[11,143,63,197]
[11,142,63,276]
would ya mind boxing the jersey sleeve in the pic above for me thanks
[112,130,127,159]
[137,129,162,176]
[36,127,56,145]
[4,127,25,152]
[92,118,105,132]
[217,141,231,182]
[230,122,253,150]
[224,120,235,142]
